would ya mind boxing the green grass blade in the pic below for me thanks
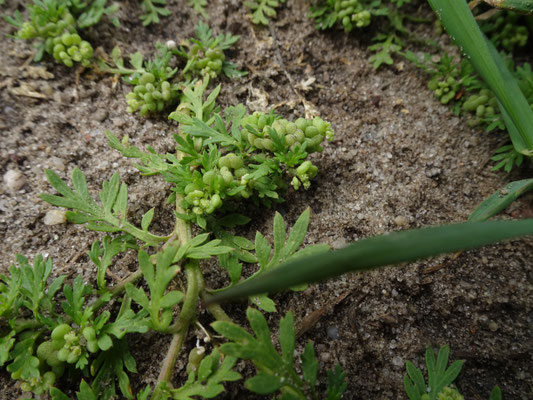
[483,0,533,14]
[428,0,533,155]
[207,219,533,303]
[469,179,533,222]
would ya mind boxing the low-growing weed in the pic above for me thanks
[100,22,246,117]
[0,74,340,399]
[5,0,118,67]
[404,345,502,400]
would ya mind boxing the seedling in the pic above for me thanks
[5,0,118,67]
[100,23,245,116]
[244,0,287,25]
[404,345,502,400]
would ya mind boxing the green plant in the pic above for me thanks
[5,0,118,67]
[100,23,245,116]
[0,70,341,399]
[404,345,502,400]
[173,21,246,81]
[244,0,287,25]
[139,0,171,25]
[310,0,426,69]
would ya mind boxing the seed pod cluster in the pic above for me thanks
[462,88,499,127]
[427,75,460,105]
[19,371,56,395]
[187,44,225,79]
[18,10,76,40]
[126,72,179,116]
[17,8,94,68]
[242,112,334,153]
[46,33,93,68]
[334,0,371,32]
[482,13,530,53]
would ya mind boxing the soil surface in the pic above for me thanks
[1,0,533,399]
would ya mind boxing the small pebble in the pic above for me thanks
[44,209,67,225]
[48,156,65,171]
[392,356,403,367]
[488,321,498,332]
[3,169,26,192]
[326,325,339,340]
[393,216,408,227]
[331,237,348,249]
[94,109,109,122]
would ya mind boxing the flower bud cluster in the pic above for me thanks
[482,13,529,53]
[126,72,179,116]
[334,0,371,32]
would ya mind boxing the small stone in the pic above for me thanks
[394,216,408,227]
[326,326,339,340]
[331,237,348,249]
[94,109,109,122]
[488,321,498,332]
[392,356,403,367]
[44,209,67,225]
[3,169,26,192]
[48,156,65,171]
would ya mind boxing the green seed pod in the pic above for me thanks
[140,73,155,85]
[428,79,439,91]
[52,324,71,341]
[485,106,495,116]
[313,117,327,133]
[441,91,455,104]
[285,122,297,134]
[220,167,233,184]
[37,341,55,361]
[476,104,486,117]
[286,134,298,146]
[82,327,96,342]
[305,126,320,138]
[228,153,244,169]
[57,348,69,362]
[203,170,217,186]
[295,118,308,131]
[294,130,305,143]
[66,347,81,364]
[42,371,56,387]
[87,340,99,353]
[234,168,248,178]
[218,155,232,169]
[263,139,274,151]
[257,115,267,130]
[210,194,222,209]
[162,89,171,101]
[297,161,312,176]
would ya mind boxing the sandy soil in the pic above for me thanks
[1,0,532,398]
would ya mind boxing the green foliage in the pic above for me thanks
[5,0,117,67]
[139,0,171,25]
[175,21,246,81]
[108,84,334,225]
[480,11,530,53]
[244,0,287,25]
[469,178,533,222]
[188,0,208,19]
[405,47,533,170]
[101,45,182,116]
[310,0,413,69]
[404,345,502,400]
[100,22,244,116]
[212,308,347,399]
[0,253,149,399]
[170,348,241,399]
[40,168,166,245]
[404,345,464,400]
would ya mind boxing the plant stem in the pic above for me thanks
[90,269,143,312]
